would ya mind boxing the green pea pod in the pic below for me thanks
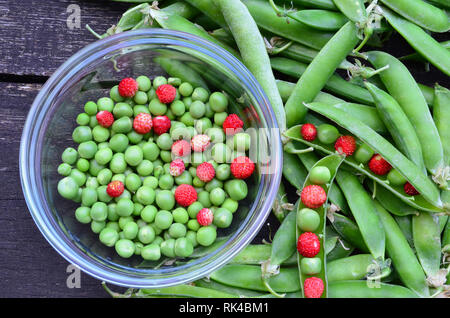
[301,103,444,211]
[399,40,450,63]
[183,0,228,29]
[364,82,426,174]
[327,254,391,282]
[194,279,267,297]
[296,154,345,298]
[214,0,286,135]
[367,51,445,176]
[381,8,450,76]
[427,0,450,9]
[433,84,450,166]
[326,227,355,262]
[412,212,441,278]
[210,264,301,293]
[282,151,309,189]
[334,170,385,261]
[116,3,150,31]
[147,8,239,57]
[230,244,271,265]
[272,182,291,222]
[154,57,209,91]
[270,211,297,266]
[328,280,418,298]
[271,57,374,105]
[443,218,450,252]
[393,215,415,250]
[242,0,335,50]
[290,0,338,10]
[139,284,238,298]
[332,0,367,24]
[285,22,360,126]
[380,0,449,33]
[330,212,370,253]
[288,9,348,31]
[374,201,430,297]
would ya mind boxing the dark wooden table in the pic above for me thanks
[0,0,447,298]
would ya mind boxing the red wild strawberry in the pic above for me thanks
[334,135,356,156]
[174,184,198,207]
[172,140,191,157]
[133,113,153,134]
[223,114,244,136]
[300,185,326,209]
[106,180,124,198]
[304,277,324,298]
[197,208,214,226]
[368,154,392,175]
[196,162,216,183]
[170,159,185,177]
[301,123,317,141]
[191,134,211,152]
[230,156,255,179]
[118,77,138,98]
[156,84,177,104]
[153,115,171,135]
[297,232,320,258]
[404,182,420,196]
[96,110,114,128]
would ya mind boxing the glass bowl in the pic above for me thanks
[20,29,282,288]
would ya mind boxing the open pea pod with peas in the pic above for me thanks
[284,104,445,213]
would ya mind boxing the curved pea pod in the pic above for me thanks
[434,84,450,166]
[443,218,450,253]
[284,22,360,127]
[327,254,391,282]
[428,0,450,9]
[272,182,292,222]
[269,210,298,268]
[328,280,419,298]
[329,212,370,253]
[334,170,386,261]
[210,264,301,293]
[230,244,272,265]
[325,226,355,262]
[147,8,239,58]
[138,284,238,298]
[296,154,345,298]
[374,201,430,297]
[332,0,367,25]
[299,102,444,212]
[242,0,335,50]
[282,151,308,189]
[291,0,338,10]
[194,279,267,297]
[380,0,449,33]
[364,82,426,174]
[393,215,415,250]
[367,51,445,178]
[271,57,375,105]
[184,0,228,29]
[412,212,441,279]
[381,8,450,76]
[289,9,348,31]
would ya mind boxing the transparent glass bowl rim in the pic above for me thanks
[19,29,283,288]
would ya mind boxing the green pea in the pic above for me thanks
[142,142,160,161]
[387,169,407,186]
[58,163,72,176]
[193,176,205,188]
[61,148,77,163]
[197,226,217,247]
[89,115,98,128]
[107,204,119,221]
[213,208,233,228]
[180,112,195,126]
[205,178,223,193]
[192,87,209,102]
[317,124,340,144]
[90,202,108,221]
[170,208,187,224]
[136,75,151,91]
[115,239,135,258]
[169,100,185,117]
[153,76,167,88]
[78,141,97,159]
[94,147,113,166]
[99,228,119,247]
[124,145,143,166]
[134,242,143,255]
[141,243,161,260]
[91,220,106,234]
[112,117,132,134]
[110,153,127,174]
[134,91,148,105]
[75,206,91,224]
[156,133,173,151]
[97,97,114,112]
[160,150,172,163]
[106,220,120,232]
[88,160,103,177]
[300,257,322,275]
[186,202,203,219]
[189,101,206,119]
[84,101,98,115]
[110,85,125,102]
[214,112,228,126]
[225,179,248,201]
[122,221,139,240]
[113,102,133,118]
[214,164,230,181]
[91,125,109,143]
[211,143,232,163]
[81,187,97,207]
[174,237,194,258]
[143,176,158,189]
[179,82,193,97]
[136,225,155,244]
[108,134,128,153]
[76,158,90,172]
[206,127,225,144]
[210,188,226,206]
[158,174,174,190]
[76,112,90,126]
[190,152,206,167]
[136,186,156,205]
[221,198,238,213]
[309,166,331,184]
[86,176,99,189]
[354,143,374,164]
[297,208,321,232]
[57,177,79,200]
[182,97,192,109]
[209,92,228,112]
[155,210,173,230]
[118,216,134,230]
[149,99,168,116]
[175,171,193,185]
[160,238,176,258]
[115,198,134,217]
[197,191,212,208]
[140,205,157,223]
[169,223,187,239]
[133,105,150,117]
[187,219,200,232]
[125,173,142,192]
[72,126,92,144]
[127,130,144,144]
[155,190,175,210]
